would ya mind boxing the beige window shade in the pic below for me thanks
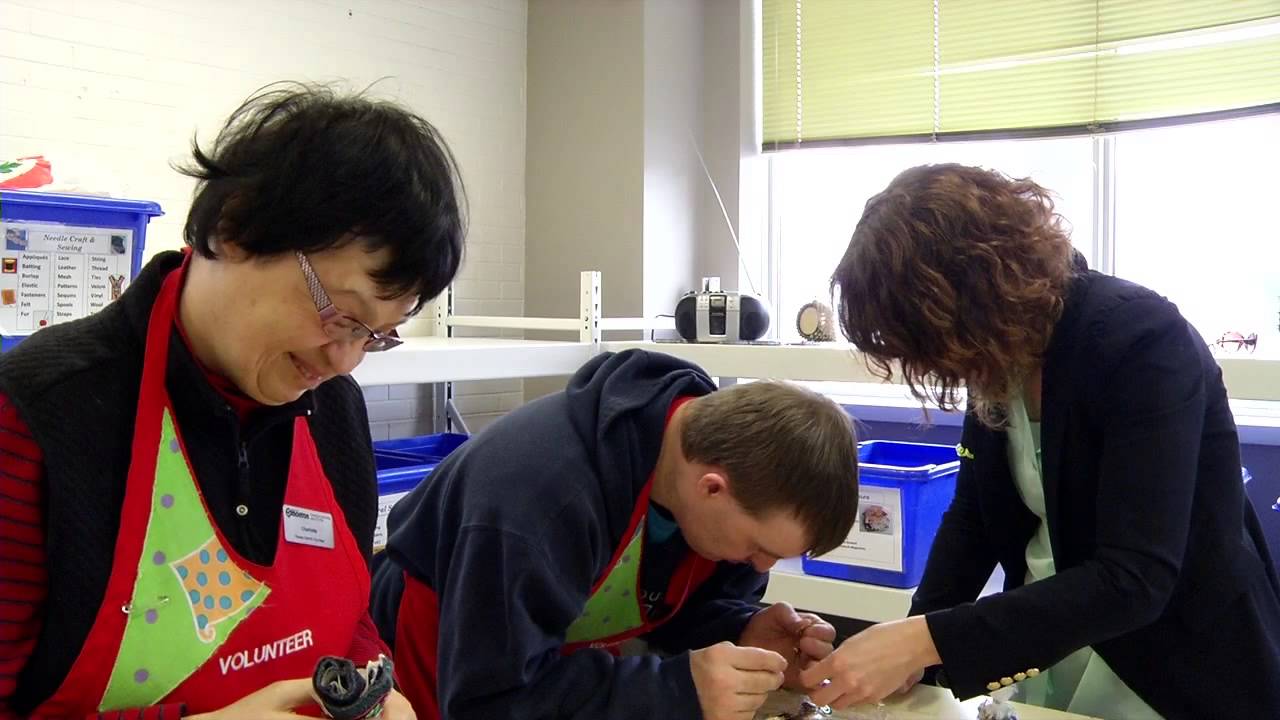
[761,0,1280,149]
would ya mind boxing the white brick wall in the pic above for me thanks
[0,0,528,436]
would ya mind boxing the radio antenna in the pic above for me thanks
[688,129,760,297]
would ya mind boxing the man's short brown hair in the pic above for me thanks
[680,381,859,556]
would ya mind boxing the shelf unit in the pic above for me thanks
[355,336,1280,403]
[351,336,596,385]
[354,271,1280,622]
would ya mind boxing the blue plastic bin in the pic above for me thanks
[0,190,162,351]
[375,433,469,463]
[372,433,469,549]
[802,441,960,588]
[373,433,469,503]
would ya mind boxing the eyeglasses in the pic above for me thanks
[1214,331,1257,354]
[296,252,402,352]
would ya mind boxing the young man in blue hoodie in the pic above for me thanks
[371,349,860,720]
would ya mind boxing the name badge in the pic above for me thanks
[282,504,335,549]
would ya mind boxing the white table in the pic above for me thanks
[765,557,915,623]
[762,686,1100,720]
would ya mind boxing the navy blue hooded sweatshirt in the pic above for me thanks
[370,350,768,719]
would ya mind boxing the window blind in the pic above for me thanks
[761,0,1280,149]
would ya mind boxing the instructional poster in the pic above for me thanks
[811,484,904,573]
[0,221,133,334]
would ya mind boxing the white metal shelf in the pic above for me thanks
[361,270,1280,402]
[600,340,883,383]
[352,273,1280,621]
[351,337,595,385]
[350,338,1280,425]
[603,341,1280,402]
[355,340,1280,409]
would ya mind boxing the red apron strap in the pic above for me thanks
[395,572,443,720]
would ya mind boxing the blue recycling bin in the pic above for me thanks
[373,433,469,549]
[803,441,960,588]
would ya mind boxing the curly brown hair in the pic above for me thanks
[830,164,1078,426]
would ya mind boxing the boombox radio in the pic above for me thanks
[674,277,771,343]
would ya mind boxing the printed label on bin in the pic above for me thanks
[0,221,133,333]
[811,485,903,572]
[374,490,412,550]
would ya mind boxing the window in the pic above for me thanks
[767,114,1279,351]
[770,137,1094,341]
[1112,113,1280,349]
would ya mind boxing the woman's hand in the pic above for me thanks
[185,679,417,719]
[381,690,417,719]
[185,679,314,719]
[799,616,940,709]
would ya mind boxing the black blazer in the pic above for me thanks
[909,270,1280,719]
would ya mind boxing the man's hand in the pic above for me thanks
[739,602,836,689]
[690,641,788,720]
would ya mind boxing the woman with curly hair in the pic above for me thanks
[798,164,1280,719]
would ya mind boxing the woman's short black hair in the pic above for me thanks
[177,82,465,311]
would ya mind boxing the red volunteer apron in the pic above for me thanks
[394,477,717,719]
[31,258,370,717]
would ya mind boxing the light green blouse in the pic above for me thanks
[1005,392,1163,720]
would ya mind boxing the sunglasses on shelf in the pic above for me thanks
[1214,331,1258,353]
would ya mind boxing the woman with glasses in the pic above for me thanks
[0,83,463,719]
[799,164,1280,719]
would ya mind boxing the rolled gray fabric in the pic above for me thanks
[312,654,395,720]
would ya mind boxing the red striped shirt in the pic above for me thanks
[0,396,48,717]
[0,396,187,720]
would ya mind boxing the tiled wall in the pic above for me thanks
[0,0,528,435]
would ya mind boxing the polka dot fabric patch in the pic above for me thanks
[100,408,270,710]
[172,538,265,642]
[563,524,646,645]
